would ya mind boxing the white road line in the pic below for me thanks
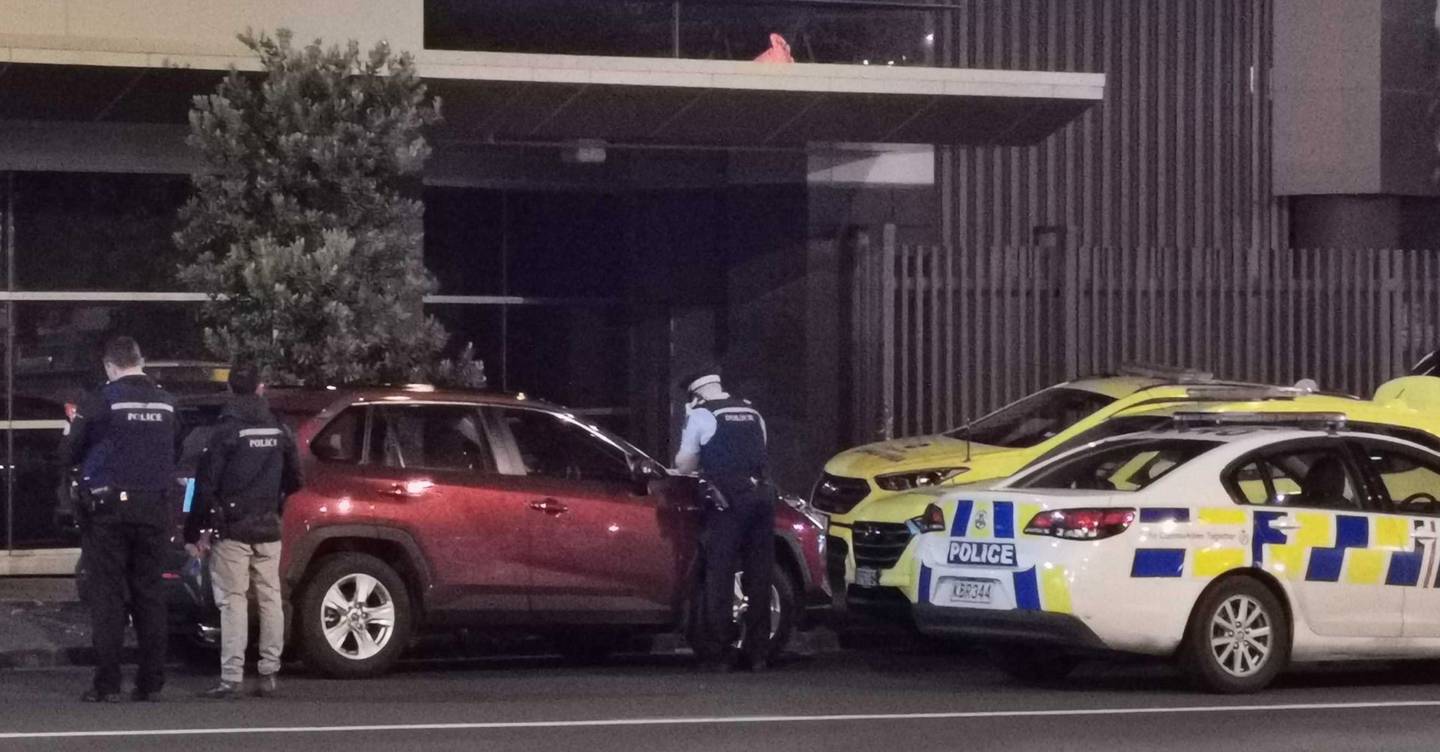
[7,700,1440,739]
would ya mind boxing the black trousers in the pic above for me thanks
[81,520,169,695]
[698,496,775,663]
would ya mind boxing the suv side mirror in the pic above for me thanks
[627,455,666,494]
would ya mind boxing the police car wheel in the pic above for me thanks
[1182,577,1290,694]
[297,553,412,679]
[988,645,1078,684]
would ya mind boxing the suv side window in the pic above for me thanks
[312,406,366,464]
[369,405,495,472]
[1352,441,1440,517]
[492,407,631,484]
[1226,446,1361,511]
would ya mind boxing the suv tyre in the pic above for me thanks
[297,553,412,679]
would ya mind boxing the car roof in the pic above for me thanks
[178,385,570,416]
[1077,425,1428,454]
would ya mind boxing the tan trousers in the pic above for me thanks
[210,539,283,683]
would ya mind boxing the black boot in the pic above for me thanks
[198,680,243,700]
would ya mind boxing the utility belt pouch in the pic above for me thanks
[698,479,730,512]
[81,487,122,517]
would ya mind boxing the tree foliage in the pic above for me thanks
[176,29,483,387]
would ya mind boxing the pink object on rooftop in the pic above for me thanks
[753,33,794,63]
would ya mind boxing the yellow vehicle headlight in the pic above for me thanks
[874,467,969,492]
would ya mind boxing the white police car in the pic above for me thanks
[910,414,1440,693]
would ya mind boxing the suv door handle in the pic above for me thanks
[529,498,569,515]
[1270,517,1301,531]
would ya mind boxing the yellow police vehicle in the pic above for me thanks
[820,374,1440,619]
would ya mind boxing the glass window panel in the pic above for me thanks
[423,0,940,66]
[13,172,190,292]
[492,406,632,483]
[369,404,496,472]
[424,186,506,296]
[12,302,211,410]
[426,0,674,57]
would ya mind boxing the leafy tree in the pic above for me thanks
[176,29,483,387]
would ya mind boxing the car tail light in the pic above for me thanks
[1024,508,1136,540]
[918,503,946,532]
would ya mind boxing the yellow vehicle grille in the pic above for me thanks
[851,522,912,569]
[811,473,870,514]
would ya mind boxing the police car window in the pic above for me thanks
[1012,439,1219,492]
[369,405,495,473]
[312,407,366,464]
[1228,459,1300,505]
[1354,443,1440,516]
[945,387,1116,450]
[1229,447,1361,511]
[497,408,631,484]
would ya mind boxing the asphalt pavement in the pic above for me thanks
[3,643,1440,752]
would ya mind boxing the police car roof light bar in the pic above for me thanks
[1171,411,1348,434]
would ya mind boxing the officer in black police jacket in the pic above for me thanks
[184,364,301,699]
[674,369,776,672]
[60,337,177,703]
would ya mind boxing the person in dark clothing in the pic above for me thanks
[674,369,775,672]
[59,336,177,703]
[184,364,302,699]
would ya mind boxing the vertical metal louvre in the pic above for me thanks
[853,236,1440,443]
[942,0,1288,253]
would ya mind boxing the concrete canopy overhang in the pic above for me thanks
[0,38,1104,147]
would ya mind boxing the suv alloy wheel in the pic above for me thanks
[298,552,413,678]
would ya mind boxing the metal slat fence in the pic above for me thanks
[851,233,1440,443]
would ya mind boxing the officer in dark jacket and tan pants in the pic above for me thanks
[61,337,177,703]
[184,364,301,699]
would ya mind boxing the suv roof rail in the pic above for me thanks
[1171,411,1348,433]
[1118,363,1215,382]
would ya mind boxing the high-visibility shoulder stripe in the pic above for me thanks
[238,428,283,437]
[110,402,174,412]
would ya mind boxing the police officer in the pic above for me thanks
[184,364,301,699]
[60,337,177,703]
[674,369,775,672]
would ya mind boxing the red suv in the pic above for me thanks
[172,386,829,678]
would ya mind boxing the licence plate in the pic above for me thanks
[855,567,880,588]
[947,578,995,605]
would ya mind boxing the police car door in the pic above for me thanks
[1236,439,1403,638]
[485,406,678,622]
[1349,437,1440,638]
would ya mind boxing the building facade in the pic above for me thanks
[0,0,1435,570]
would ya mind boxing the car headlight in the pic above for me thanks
[874,467,969,492]
[782,494,829,530]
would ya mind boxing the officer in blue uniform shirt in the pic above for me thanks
[60,337,177,703]
[674,369,775,672]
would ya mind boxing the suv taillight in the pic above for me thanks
[1024,508,1136,540]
